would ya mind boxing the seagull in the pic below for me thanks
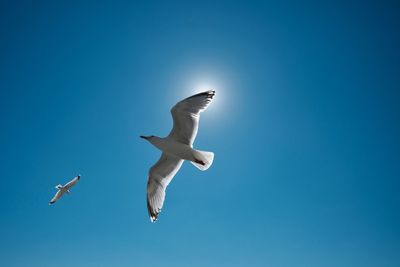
[49,175,81,205]
[141,90,215,222]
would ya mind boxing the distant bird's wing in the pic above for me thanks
[49,190,63,205]
[147,153,184,222]
[168,90,215,145]
[63,175,80,190]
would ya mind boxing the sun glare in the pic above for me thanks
[178,75,229,121]
[164,62,239,129]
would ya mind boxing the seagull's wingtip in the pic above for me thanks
[207,91,215,99]
[149,211,160,223]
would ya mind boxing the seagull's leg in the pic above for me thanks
[194,158,205,166]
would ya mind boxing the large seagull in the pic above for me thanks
[49,175,81,205]
[141,90,215,222]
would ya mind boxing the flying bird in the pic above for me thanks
[49,175,81,205]
[141,90,215,222]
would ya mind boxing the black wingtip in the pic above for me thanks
[188,90,215,100]
[207,90,215,99]
[147,199,160,223]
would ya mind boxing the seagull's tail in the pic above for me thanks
[191,150,214,171]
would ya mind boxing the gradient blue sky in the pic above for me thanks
[1,1,399,266]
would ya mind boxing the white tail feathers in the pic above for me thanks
[191,150,214,171]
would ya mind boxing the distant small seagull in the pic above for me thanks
[49,175,81,205]
[141,90,215,222]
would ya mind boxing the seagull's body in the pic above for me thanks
[141,90,215,222]
[49,175,81,205]
[146,137,210,166]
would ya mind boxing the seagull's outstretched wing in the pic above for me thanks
[49,190,63,205]
[147,153,183,222]
[64,175,80,190]
[168,90,215,145]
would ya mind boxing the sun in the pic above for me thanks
[165,62,238,128]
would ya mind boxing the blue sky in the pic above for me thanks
[1,1,399,266]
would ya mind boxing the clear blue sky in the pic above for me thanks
[1,1,399,266]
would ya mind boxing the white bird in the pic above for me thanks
[49,175,81,205]
[141,90,215,222]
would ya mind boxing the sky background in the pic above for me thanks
[1,1,399,266]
